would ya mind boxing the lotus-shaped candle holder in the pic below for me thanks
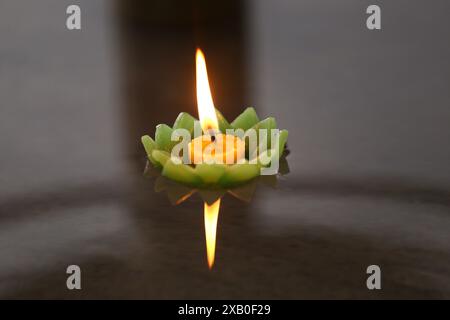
[141,107,288,189]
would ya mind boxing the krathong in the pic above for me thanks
[141,48,289,269]
[141,48,288,189]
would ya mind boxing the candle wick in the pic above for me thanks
[206,126,216,142]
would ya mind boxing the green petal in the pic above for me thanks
[155,124,174,152]
[141,135,157,165]
[231,107,260,131]
[173,112,197,135]
[195,163,226,185]
[193,120,202,138]
[256,116,277,135]
[162,160,201,186]
[257,149,278,167]
[245,117,277,154]
[215,109,232,133]
[152,150,170,167]
[219,162,260,187]
[249,128,288,163]
[256,129,289,164]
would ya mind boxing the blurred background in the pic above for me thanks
[1,0,450,298]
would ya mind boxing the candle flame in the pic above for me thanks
[196,48,219,132]
[204,198,221,269]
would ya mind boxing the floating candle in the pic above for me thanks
[140,48,289,188]
[141,48,290,269]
